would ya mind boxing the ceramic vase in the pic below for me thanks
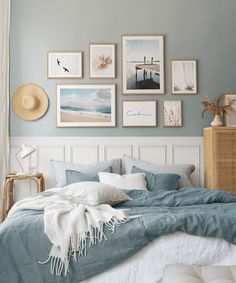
[211,115,223,127]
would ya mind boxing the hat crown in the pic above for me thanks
[22,95,39,110]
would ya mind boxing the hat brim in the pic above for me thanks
[12,83,49,121]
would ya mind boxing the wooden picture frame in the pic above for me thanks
[121,35,165,95]
[171,60,197,94]
[163,100,183,127]
[56,84,116,127]
[89,44,116,79]
[224,94,236,127]
[47,52,82,79]
[122,100,157,127]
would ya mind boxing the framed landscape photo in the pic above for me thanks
[224,94,236,127]
[48,52,82,78]
[122,35,164,95]
[171,60,197,94]
[89,44,115,78]
[163,100,183,127]
[57,84,116,127]
[122,100,157,127]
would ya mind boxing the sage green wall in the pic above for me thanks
[10,0,236,136]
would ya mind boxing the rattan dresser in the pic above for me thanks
[204,127,236,194]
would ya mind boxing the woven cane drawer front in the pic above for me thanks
[215,131,236,160]
[204,128,236,194]
[216,161,236,193]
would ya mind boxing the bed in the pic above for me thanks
[1,156,236,283]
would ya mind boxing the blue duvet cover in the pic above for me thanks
[1,187,236,283]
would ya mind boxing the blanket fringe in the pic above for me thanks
[39,216,130,276]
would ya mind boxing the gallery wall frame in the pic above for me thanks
[56,84,116,128]
[47,52,83,79]
[171,60,198,94]
[224,94,236,127]
[121,34,165,95]
[89,43,116,79]
[122,100,157,127]
[163,100,183,127]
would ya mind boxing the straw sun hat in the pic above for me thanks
[12,83,49,121]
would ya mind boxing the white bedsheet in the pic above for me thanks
[82,232,236,283]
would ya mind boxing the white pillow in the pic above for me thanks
[56,181,130,206]
[98,172,147,190]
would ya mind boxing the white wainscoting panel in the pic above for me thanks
[10,136,204,201]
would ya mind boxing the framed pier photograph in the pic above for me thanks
[121,35,164,95]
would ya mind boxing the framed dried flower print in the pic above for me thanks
[57,84,116,127]
[224,94,236,126]
[89,44,115,78]
[122,35,164,95]
[48,52,82,78]
[122,100,157,127]
[171,60,197,94]
[163,100,183,127]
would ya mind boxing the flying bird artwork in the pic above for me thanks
[63,67,69,72]
[57,59,61,66]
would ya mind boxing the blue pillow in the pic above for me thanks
[66,166,112,185]
[131,165,180,191]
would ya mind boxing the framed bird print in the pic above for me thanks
[47,52,82,78]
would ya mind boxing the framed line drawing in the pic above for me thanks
[48,52,82,78]
[89,44,116,78]
[171,60,197,94]
[122,100,157,127]
[163,100,183,127]
[224,94,236,127]
[122,35,165,95]
[57,84,116,127]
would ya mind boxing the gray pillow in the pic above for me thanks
[66,166,112,185]
[131,166,180,191]
[51,159,121,187]
[123,155,195,188]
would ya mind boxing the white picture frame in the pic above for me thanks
[224,94,236,127]
[48,52,82,78]
[163,100,183,127]
[171,60,197,94]
[122,100,157,127]
[122,35,165,95]
[89,44,116,78]
[57,84,116,127]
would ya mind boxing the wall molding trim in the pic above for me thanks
[10,136,204,200]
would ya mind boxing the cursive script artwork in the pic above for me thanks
[123,101,157,127]
[127,111,152,117]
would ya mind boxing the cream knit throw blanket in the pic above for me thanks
[8,193,130,276]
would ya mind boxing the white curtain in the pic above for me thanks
[0,0,10,220]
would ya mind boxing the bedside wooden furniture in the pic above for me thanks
[204,127,236,194]
[2,172,45,221]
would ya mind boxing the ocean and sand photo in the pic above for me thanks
[57,85,116,127]
[122,35,164,94]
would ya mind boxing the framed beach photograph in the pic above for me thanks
[122,35,164,95]
[224,94,236,126]
[122,100,157,127]
[48,52,82,78]
[89,44,115,78]
[56,84,116,127]
[163,100,183,127]
[171,60,197,94]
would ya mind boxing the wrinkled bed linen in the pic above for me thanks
[1,187,236,283]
